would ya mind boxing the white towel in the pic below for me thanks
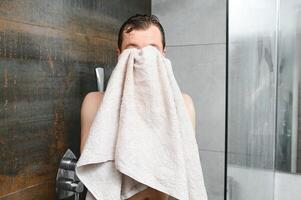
[75,45,208,200]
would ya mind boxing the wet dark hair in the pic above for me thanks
[117,14,166,50]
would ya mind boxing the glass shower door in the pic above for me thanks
[226,0,278,199]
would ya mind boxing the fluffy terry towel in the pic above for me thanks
[75,45,208,200]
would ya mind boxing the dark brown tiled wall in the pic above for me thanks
[0,1,150,199]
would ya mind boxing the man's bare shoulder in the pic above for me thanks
[81,91,105,121]
[182,92,194,109]
[182,92,196,130]
[84,91,104,101]
[80,91,105,152]
[82,91,105,105]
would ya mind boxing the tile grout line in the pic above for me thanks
[199,148,225,153]
[167,42,226,48]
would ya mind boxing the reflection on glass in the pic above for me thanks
[227,0,277,199]
[227,0,301,199]
[276,0,301,174]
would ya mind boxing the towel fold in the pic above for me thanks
[75,45,208,200]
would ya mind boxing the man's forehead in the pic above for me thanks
[123,25,161,35]
[119,24,164,53]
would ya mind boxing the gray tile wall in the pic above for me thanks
[152,1,226,200]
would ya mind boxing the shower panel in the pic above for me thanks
[226,0,278,199]
[227,0,301,199]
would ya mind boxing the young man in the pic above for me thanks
[80,14,196,200]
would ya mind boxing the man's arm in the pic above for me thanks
[80,91,104,153]
[182,93,196,132]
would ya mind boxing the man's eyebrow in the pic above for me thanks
[124,43,139,48]
[148,43,157,46]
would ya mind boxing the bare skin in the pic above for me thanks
[80,25,197,200]
[116,25,166,56]
[80,91,196,200]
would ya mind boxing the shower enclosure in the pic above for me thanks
[226,0,301,199]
